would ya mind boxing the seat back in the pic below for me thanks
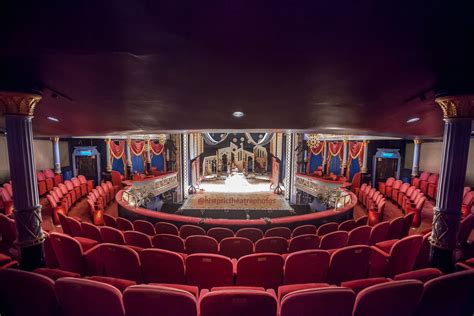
[111,170,123,186]
[155,222,179,235]
[100,226,126,244]
[283,250,330,284]
[338,219,356,232]
[219,237,254,259]
[235,227,264,242]
[207,227,234,243]
[71,177,81,188]
[0,268,58,316]
[98,243,141,282]
[140,248,186,284]
[320,231,348,250]
[292,224,317,237]
[3,182,13,197]
[458,214,474,245]
[185,235,219,254]
[186,254,233,289]
[392,180,403,190]
[117,217,134,231]
[385,177,395,187]
[347,225,371,246]
[124,231,152,248]
[368,221,389,245]
[49,232,85,274]
[64,180,75,191]
[58,183,69,195]
[78,174,87,184]
[386,235,423,277]
[418,270,474,316]
[58,212,73,236]
[180,224,206,238]
[415,232,431,269]
[419,171,430,181]
[399,182,410,194]
[81,222,103,242]
[152,234,186,253]
[55,277,125,316]
[327,245,371,284]
[236,253,284,289]
[200,289,276,316]
[46,193,58,208]
[354,215,368,227]
[353,280,424,316]
[427,173,438,184]
[281,287,355,316]
[264,227,292,239]
[288,234,320,253]
[255,237,289,254]
[400,212,415,237]
[65,216,84,237]
[103,213,119,228]
[386,216,404,240]
[133,220,156,236]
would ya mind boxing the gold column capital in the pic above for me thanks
[51,136,60,143]
[414,138,422,145]
[104,137,111,144]
[363,140,370,145]
[435,95,474,119]
[0,91,42,116]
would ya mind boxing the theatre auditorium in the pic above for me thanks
[0,2,473,316]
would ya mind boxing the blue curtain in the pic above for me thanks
[151,154,165,172]
[112,157,125,175]
[328,155,341,175]
[132,155,145,174]
[348,157,361,181]
[309,153,323,173]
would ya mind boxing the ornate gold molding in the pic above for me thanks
[0,91,42,116]
[363,140,370,146]
[414,138,422,145]
[51,136,59,143]
[435,95,474,119]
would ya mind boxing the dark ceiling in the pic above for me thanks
[1,1,474,138]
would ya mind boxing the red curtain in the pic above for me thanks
[346,141,364,178]
[130,140,145,156]
[309,142,324,155]
[110,140,125,158]
[150,141,164,155]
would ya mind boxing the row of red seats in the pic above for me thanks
[37,168,63,196]
[0,182,13,215]
[57,214,413,258]
[1,267,473,316]
[356,184,386,225]
[44,230,435,287]
[461,186,474,218]
[412,171,439,200]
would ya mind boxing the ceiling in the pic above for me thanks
[1,1,474,138]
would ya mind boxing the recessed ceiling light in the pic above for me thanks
[232,111,244,118]
[406,117,420,123]
[47,116,60,122]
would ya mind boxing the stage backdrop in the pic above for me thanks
[327,142,343,175]
[110,140,126,176]
[346,141,363,181]
[307,141,324,174]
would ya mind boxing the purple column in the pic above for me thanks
[0,91,45,270]
[431,95,474,272]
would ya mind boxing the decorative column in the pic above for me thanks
[361,140,369,173]
[341,138,348,176]
[284,131,293,200]
[182,134,190,198]
[321,141,327,175]
[51,136,61,174]
[145,137,152,174]
[430,95,474,272]
[126,137,133,179]
[105,138,112,172]
[411,139,422,177]
[0,91,45,270]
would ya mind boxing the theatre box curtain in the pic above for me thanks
[307,141,324,174]
[326,142,343,175]
[150,140,166,172]
[110,140,126,176]
[130,140,146,174]
[346,141,364,181]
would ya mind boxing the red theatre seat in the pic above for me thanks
[353,280,424,316]
[124,231,153,248]
[368,221,390,246]
[207,227,234,242]
[347,225,371,246]
[327,245,371,285]
[185,235,219,254]
[152,234,186,253]
[140,249,186,284]
[100,226,126,245]
[288,234,320,253]
[412,171,430,189]
[0,268,59,316]
[155,222,179,235]
[124,285,197,316]
[71,177,87,197]
[392,182,409,203]
[81,221,103,243]
[255,237,289,254]
[264,227,292,239]
[36,171,48,196]
[415,232,432,269]
[317,222,338,236]
[320,231,348,250]
[49,232,97,275]
[378,177,395,196]
[283,250,330,285]
[292,224,317,237]
[78,175,94,193]
[461,191,474,218]
[354,215,368,227]
[236,227,264,242]
[44,168,62,186]
[219,237,254,259]
[386,179,402,200]
[117,217,134,231]
[0,187,14,216]
[369,235,423,277]
[55,277,125,316]
[340,277,390,294]
[103,213,119,228]
[65,180,81,201]
[280,287,355,316]
[236,253,284,289]
[180,224,206,239]
[338,219,356,232]
[426,174,439,199]
[97,243,142,282]
[133,220,156,236]
[386,216,404,240]
[185,254,233,289]
[86,198,104,226]
[200,289,276,316]
[393,268,443,283]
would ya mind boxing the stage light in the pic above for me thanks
[47,116,60,122]
[232,111,245,118]
[406,117,420,123]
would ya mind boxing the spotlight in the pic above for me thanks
[47,116,60,122]
[232,111,244,118]
[406,117,420,123]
